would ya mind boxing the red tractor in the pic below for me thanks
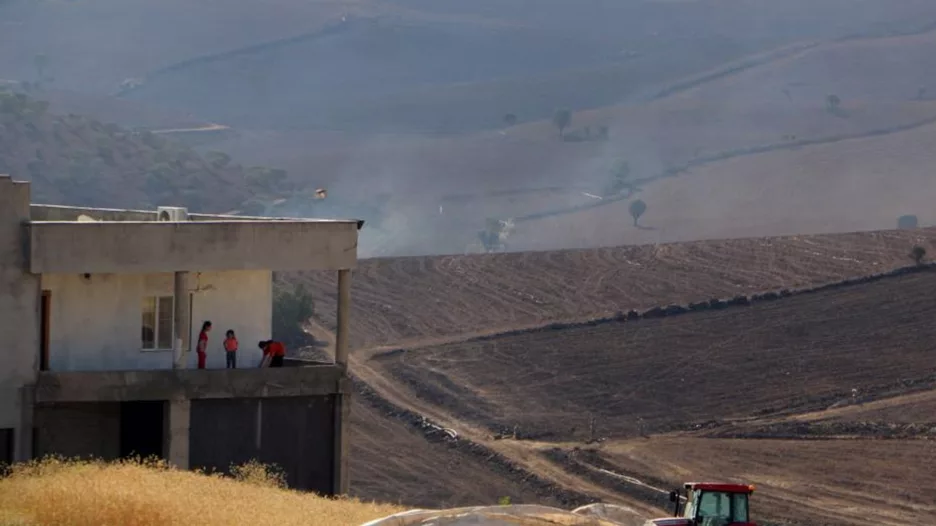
[644,482,756,526]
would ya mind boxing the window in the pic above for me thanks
[142,296,174,350]
[695,491,749,525]
[731,493,749,523]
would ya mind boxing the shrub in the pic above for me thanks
[272,283,315,348]
[910,245,926,265]
[229,459,287,489]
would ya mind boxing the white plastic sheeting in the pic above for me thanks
[359,504,644,526]
[572,503,649,526]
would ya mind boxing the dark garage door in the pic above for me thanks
[189,396,335,494]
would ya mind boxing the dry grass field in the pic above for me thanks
[0,458,402,526]
[295,227,936,350]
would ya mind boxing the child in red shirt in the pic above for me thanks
[196,321,212,369]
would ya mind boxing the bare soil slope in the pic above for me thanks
[588,437,936,526]
[295,228,936,350]
[369,269,936,442]
[350,398,574,508]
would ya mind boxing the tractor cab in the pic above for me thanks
[644,482,756,526]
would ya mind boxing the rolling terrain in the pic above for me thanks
[523,109,936,251]
[0,90,281,211]
[294,227,936,350]
[289,227,936,524]
[6,2,936,524]
[204,26,936,256]
[341,258,936,525]
[578,437,936,526]
[368,268,936,441]
[9,2,936,259]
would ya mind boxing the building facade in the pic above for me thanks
[0,175,360,495]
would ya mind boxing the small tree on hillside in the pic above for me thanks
[503,113,517,127]
[826,94,841,114]
[910,245,926,266]
[553,108,572,138]
[629,199,647,227]
[272,283,316,348]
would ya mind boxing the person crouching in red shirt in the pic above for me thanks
[259,340,286,367]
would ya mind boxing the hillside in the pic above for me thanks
[112,0,936,133]
[368,268,936,441]
[201,97,936,255]
[345,262,936,525]
[350,397,587,508]
[524,112,936,251]
[0,89,289,212]
[581,437,936,526]
[9,2,936,257]
[294,227,936,350]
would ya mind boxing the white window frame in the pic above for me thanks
[142,295,175,352]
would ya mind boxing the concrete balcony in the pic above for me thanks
[27,219,360,274]
[33,364,349,404]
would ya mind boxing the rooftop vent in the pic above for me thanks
[157,206,188,222]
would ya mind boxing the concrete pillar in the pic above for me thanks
[332,269,351,494]
[335,269,351,368]
[14,386,34,462]
[332,383,351,495]
[172,272,190,369]
[163,398,190,469]
[0,177,40,460]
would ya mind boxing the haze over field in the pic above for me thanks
[4,0,936,256]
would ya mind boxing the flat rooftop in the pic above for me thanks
[25,203,364,273]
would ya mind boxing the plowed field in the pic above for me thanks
[350,399,568,508]
[291,228,936,350]
[370,269,936,441]
[584,437,936,526]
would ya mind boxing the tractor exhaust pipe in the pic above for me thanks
[669,490,681,516]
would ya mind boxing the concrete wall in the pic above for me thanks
[41,270,271,372]
[29,220,359,273]
[189,396,336,495]
[30,204,157,222]
[33,403,121,460]
[35,366,348,403]
[0,177,40,455]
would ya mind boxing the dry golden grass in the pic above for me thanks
[0,458,403,526]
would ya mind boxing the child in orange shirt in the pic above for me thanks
[223,330,238,369]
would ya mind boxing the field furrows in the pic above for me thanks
[349,398,574,508]
[371,270,936,442]
[589,438,936,526]
[291,228,936,350]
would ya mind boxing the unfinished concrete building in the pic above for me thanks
[0,175,360,495]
